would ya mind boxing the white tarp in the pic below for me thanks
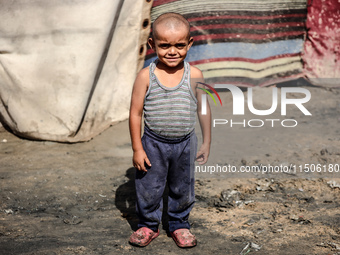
[0,0,152,142]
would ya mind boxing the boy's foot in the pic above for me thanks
[129,227,159,247]
[170,228,197,248]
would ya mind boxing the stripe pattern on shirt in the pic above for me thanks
[144,61,197,138]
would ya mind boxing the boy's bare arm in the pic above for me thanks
[192,67,211,165]
[129,68,151,172]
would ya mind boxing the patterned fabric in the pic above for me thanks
[144,60,197,138]
[145,0,307,87]
[303,0,340,87]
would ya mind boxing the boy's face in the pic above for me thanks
[148,25,193,68]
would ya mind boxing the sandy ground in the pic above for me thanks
[0,83,340,255]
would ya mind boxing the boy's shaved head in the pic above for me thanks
[152,12,190,39]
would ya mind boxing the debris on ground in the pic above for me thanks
[240,242,262,255]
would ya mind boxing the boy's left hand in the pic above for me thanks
[196,143,210,165]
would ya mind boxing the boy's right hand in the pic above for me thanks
[133,150,151,172]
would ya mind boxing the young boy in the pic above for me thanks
[128,12,211,248]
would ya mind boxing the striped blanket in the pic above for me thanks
[144,0,307,87]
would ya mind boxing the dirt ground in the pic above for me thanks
[1,83,340,255]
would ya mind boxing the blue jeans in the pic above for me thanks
[135,126,197,232]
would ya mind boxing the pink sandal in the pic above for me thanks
[171,228,197,248]
[129,227,159,247]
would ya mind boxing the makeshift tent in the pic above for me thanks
[0,0,153,142]
[0,0,339,142]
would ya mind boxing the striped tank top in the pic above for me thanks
[144,60,197,138]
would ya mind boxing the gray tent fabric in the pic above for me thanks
[0,0,153,142]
